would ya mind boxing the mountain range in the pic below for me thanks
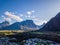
[1,12,60,31]
[0,20,45,30]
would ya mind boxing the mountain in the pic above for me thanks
[38,23,46,29]
[39,12,60,32]
[20,20,37,30]
[0,21,10,29]
[0,20,40,30]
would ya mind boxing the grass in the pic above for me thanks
[30,31,60,36]
[0,30,60,37]
[30,32,44,34]
[0,30,27,35]
[57,34,60,36]
[0,30,44,35]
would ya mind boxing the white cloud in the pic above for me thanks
[1,16,12,22]
[4,11,23,22]
[27,11,32,15]
[26,10,35,18]
[33,18,47,25]
[27,10,35,15]
[4,18,12,22]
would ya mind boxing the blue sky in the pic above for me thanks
[0,0,60,25]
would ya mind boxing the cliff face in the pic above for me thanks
[39,12,60,32]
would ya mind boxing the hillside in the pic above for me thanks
[38,12,60,32]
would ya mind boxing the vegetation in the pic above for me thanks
[30,32,44,34]
[0,30,60,44]
[0,30,25,35]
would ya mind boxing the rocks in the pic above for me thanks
[0,37,60,45]
[22,38,60,45]
[0,37,19,45]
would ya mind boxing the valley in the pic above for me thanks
[0,30,60,42]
